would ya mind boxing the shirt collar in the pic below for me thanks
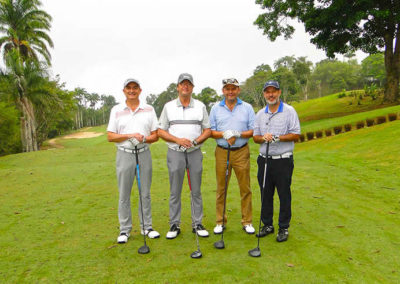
[123,100,145,112]
[176,97,194,108]
[265,100,283,113]
[219,98,243,106]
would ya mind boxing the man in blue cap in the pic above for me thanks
[253,80,301,242]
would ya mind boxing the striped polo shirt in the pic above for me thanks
[254,101,301,156]
[158,97,210,151]
[107,101,158,149]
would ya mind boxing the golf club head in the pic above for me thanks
[190,250,202,259]
[248,247,261,257]
[138,245,150,254]
[214,240,225,249]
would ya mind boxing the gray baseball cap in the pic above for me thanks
[263,80,280,90]
[177,73,194,85]
[123,78,140,88]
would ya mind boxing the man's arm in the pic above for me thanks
[157,129,193,148]
[107,132,144,143]
[254,133,300,144]
[194,128,211,144]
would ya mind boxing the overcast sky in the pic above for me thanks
[42,0,366,103]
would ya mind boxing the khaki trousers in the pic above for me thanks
[215,145,252,225]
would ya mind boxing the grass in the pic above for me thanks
[0,121,399,283]
[301,104,400,133]
[291,90,397,122]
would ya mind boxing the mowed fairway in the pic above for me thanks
[0,122,399,283]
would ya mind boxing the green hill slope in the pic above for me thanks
[0,121,399,282]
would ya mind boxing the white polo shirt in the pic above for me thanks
[158,97,210,151]
[107,101,158,149]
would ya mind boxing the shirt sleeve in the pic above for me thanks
[288,108,301,134]
[107,106,117,133]
[201,104,211,129]
[150,108,158,132]
[253,111,262,136]
[209,105,216,130]
[158,105,169,130]
[247,104,255,130]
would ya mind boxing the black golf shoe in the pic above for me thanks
[166,224,181,239]
[256,225,274,238]
[276,228,289,242]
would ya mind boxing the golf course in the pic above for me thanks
[1,99,399,283]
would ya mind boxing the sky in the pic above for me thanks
[42,0,366,103]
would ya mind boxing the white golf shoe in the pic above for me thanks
[117,232,129,243]
[243,224,255,234]
[192,224,209,237]
[141,228,160,239]
[166,224,181,239]
[213,224,225,234]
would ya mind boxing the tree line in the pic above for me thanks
[147,53,386,116]
[0,0,116,156]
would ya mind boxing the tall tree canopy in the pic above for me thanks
[254,0,400,102]
[0,0,53,65]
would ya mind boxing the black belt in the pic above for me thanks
[217,143,247,151]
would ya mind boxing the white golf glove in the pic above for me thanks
[223,130,240,140]
[179,145,187,152]
[129,137,140,146]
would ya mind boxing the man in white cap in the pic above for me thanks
[158,73,211,239]
[253,80,300,242]
[107,78,160,243]
[209,78,256,235]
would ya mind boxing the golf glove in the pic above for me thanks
[179,145,187,152]
[129,137,140,146]
[223,130,241,140]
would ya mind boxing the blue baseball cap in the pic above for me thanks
[263,80,280,91]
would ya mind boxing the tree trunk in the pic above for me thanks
[383,28,400,102]
[18,97,38,152]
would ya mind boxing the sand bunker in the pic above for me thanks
[63,132,104,139]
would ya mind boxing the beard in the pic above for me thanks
[267,98,279,105]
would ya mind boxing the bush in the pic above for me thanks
[366,118,374,127]
[338,93,346,98]
[356,121,365,129]
[306,132,314,140]
[299,134,305,142]
[376,116,386,124]
[333,125,343,135]
[0,102,21,156]
[388,113,398,121]
[344,124,352,132]
[315,130,323,138]
[325,129,332,137]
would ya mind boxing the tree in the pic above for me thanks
[272,66,298,102]
[254,0,400,102]
[292,57,312,100]
[151,83,178,116]
[0,0,53,65]
[240,70,272,107]
[253,63,272,75]
[361,53,386,87]
[193,87,219,112]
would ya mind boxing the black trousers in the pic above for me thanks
[257,155,294,229]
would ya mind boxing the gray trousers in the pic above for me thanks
[116,149,153,233]
[167,148,204,227]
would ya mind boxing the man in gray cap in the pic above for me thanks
[158,73,211,239]
[107,78,160,243]
[253,80,301,242]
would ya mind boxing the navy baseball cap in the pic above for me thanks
[263,80,280,91]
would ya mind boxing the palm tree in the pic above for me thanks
[0,0,53,65]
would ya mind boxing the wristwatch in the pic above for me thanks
[273,135,280,142]
[192,139,198,146]
[143,136,147,143]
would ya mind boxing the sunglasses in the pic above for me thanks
[222,78,239,85]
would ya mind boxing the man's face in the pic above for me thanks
[177,80,194,97]
[263,86,281,105]
[123,82,141,100]
[222,85,240,103]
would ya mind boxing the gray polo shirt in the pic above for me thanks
[254,101,301,156]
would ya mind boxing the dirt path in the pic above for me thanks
[42,131,104,150]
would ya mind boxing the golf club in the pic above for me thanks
[214,145,231,249]
[248,142,270,257]
[135,146,150,254]
[184,149,202,259]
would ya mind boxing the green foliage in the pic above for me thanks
[361,53,385,86]
[146,83,178,117]
[240,69,272,107]
[0,102,21,155]
[192,87,219,112]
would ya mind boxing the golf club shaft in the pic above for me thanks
[256,142,270,249]
[184,150,201,252]
[220,145,231,241]
[135,146,147,248]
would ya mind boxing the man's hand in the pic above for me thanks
[223,130,241,140]
[263,133,280,143]
[175,138,193,149]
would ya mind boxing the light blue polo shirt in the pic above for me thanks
[254,101,301,155]
[210,98,255,148]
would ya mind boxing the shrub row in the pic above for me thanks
[297,112,398,142]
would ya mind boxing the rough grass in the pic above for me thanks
[0,122,399,283]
